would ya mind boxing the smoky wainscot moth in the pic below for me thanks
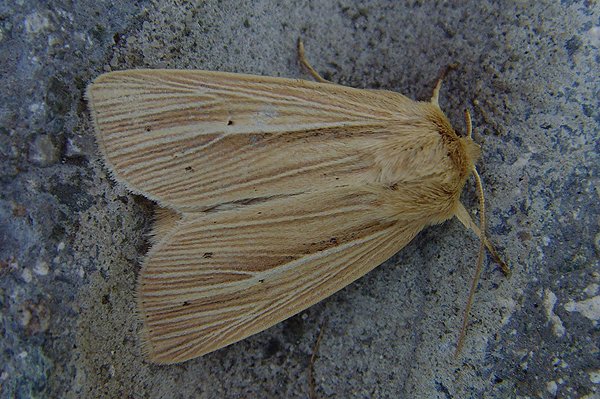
[86,41,508,364]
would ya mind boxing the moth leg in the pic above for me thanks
[455,202,511,276]
[308,318,327,399]
[297,38,330,83]
[431,63,459,107]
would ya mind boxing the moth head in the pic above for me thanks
[426,104,481,181]
[460,109,482,168]
[429,74,481,172]
[439,107,482,178]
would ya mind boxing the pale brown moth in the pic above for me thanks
[86,41,508,364]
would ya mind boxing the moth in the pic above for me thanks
[86,42,508,364]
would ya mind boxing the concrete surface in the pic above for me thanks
[1,1,598,398]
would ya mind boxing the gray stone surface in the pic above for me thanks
[1,1,598,398]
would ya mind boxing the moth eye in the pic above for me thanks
[227,120,234,126]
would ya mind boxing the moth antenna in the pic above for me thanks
[455,164,486,357]
[462,109,510,275]
[464,109,473,138]
[431,79,442,108]
[297,38,329,83]
[431,63,459,107]
[455,109,485,356]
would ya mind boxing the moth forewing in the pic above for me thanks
[87,68,484,364]
[86,70,456,212]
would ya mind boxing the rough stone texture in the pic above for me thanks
[1,1,598,398]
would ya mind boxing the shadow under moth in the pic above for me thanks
[86,42,508,364]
